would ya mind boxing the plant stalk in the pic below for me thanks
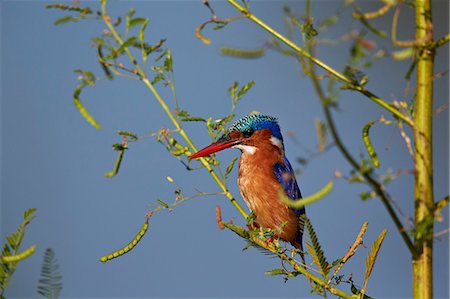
[412,0,434,298]
[101,2,248,219]
[226,0,413,126]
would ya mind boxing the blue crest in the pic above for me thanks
[230,114,284,141]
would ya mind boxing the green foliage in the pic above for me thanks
[104,148,125,178]
[230,80,255,114]
[279,179,334,208]
[224,157,238,181]
[361,229,387,296]
[315,118,327,152]
[37,248,63,299]
[1,208,37,296]
[219,47,265,59]
[100,218,150,263]
[362,121,379,168]
[45,4,93,26]
[46,1,430,297]
[303,216,330,279]
[73,71,101,130]
[1,245,35,264]
[117,130,138,141]
[264,268,299,280]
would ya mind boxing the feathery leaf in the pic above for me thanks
[37,248,63,299]
[303,216,329,278]
[361,229,387,295]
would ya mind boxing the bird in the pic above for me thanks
[189,114,305,251]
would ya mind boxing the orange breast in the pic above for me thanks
[237,140,300,244]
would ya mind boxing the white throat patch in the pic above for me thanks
[269,136,283,149]
[232,144,257,155]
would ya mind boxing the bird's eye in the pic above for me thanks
[242,129,254,138]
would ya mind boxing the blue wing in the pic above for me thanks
[273,156,305,245]
[273,157,303,206]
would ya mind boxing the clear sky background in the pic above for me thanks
[1,0,449,298]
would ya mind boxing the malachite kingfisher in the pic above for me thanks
[189,114,305,251]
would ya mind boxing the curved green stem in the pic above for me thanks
[226,0,413,126]
[222,222,356,299]
[101,1,248,219]
[304,41,416,256]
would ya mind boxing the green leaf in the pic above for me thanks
[279,180,333,208]
[362,121,379,168]
[180,117,206,122]
[54,15,77,26]
[163,50,173,73]
[229,81,239,101]
[73,83,101,129]
[117,131,138,141]
[1,209,37,291]
[117,37,137,55]
[46,3,92,14]
[195,22,211,45]
[129,17,147,29]
[362,229,387,293]
[236,80,255,102]
[111,143,127,151]
[104,148,125,178]
[264,268,285,276]
[224,157,238,180]
[219,47,265,59]
[125,8,136,34]
[356,16,387,38]
[74,69,95,85]
[23,208,37,223]
[303,216,329,279]
[1,245,35,263]
[156,200,169,208]
[97,45,113,80]
[138,19,149,63]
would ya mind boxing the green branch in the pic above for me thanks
[435,195,449,211]
[221,221,356,299]
[226,0,413,126]
[304,41,416,257]
[100,1,248,219]
[428,33,449,50]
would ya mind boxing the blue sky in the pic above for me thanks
[1,1,448,298]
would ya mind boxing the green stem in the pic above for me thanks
[101,2,248,219]
[305,44,416,256]
[222,222,356,299]
[434,195,449,211]
[428,33,449,50]
[226,0,413,126]
[412,1,434,298]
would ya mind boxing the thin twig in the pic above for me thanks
[392,3,433,48]
[226,0,413,126]
[353,1,393,20]
[304,39,417,257]
[100,0,248,219]
[221,221,355,299]
[329,221,368,284]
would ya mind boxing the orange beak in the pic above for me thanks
[188,136,242,160]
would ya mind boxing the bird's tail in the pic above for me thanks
[293,241,306,266]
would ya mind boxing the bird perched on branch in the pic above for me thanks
[189,114,305,251]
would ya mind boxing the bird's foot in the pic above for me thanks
[246,221,259,231]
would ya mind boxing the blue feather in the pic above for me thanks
[230,114,284,141]
[273,156,305,244]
